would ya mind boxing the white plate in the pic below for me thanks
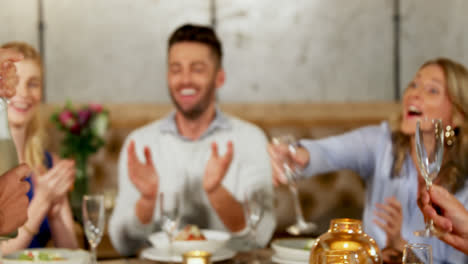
[3,248,89,264]
[272,254,308,264]
[148,229,230,254]
[271,238,315,262]
[141,247,236,263]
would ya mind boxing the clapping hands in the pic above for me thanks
[127,140,159,200]
[203,141,233,193]
[32,160,75,207]
[374,197,405,250]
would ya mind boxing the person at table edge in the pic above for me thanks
[109,23,275,256]
[269,57,468,264]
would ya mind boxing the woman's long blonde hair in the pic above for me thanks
[391,58,468,193]
[1,42,46,173]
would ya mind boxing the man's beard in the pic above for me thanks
[170,82,216,120]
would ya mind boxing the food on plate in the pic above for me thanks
[174,225,206,241]
[17,250,66,261]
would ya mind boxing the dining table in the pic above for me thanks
[99,248,274,264]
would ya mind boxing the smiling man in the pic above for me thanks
[109,24,275,256]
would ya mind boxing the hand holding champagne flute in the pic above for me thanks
[0,48,25,244]
[270,135,317,235]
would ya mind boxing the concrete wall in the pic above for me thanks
[217,0,393,102]
[43,0,210,103]
[0,1,38,49]
[0,0,467,103]
[400,0,468,94]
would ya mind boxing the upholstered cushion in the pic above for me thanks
[42,102,398,237]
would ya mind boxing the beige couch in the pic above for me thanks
[43,102,399,241]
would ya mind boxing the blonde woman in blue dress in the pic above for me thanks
[0,42,78,254]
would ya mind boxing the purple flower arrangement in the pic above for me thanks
[51,102,109,177]
[51,102,109,220]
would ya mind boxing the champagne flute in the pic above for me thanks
[243,186,267,263]
[402,243,433,264]
[272,135,317,235]
[82,194,105,264]
[413,118,444,237]
[243,187,266,248]
[159,191,181,263]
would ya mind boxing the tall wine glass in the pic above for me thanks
[244,187,267,247]
[413,118,444,237]
[159,191,181,263]
[402,243,433,264]
[243,186,267,263]
[272,135,317,235]
[82,194,105,264]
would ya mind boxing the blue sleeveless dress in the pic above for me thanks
[25,151,53,248]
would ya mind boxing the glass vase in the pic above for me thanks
[70,154,89,223]
[310,218,382,264]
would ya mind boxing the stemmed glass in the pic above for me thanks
[243,186,267,263]
[413,118,444,237]
[159,191,181,263]
[243,187,266,248]
[272,135,317,235]
[402,243,433,264]
[82,194,105,264]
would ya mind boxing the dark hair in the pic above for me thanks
[168,24,223,66]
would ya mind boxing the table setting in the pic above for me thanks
[0,196,436,264]
[1,248,90,264]
[136,179,316,264]
[142,228,235,263]
[271,238,315,264]
[0,125,443,264]
[138,183,269,264]
[1,194,105,264]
